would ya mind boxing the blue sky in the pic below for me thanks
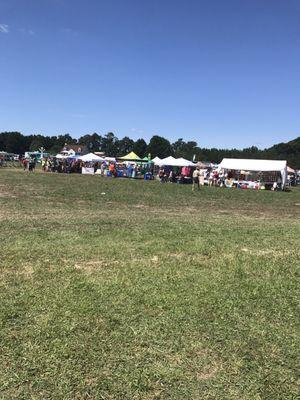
[0,0,300,149]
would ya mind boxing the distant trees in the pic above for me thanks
[29,139,44,152]
[147,135,173,159]
[0,132,28,154]
[172,138,198,160]
[117,136,135,157]
[78,133,102,152]
[0,130,299,168]
[100,132,119,157]
[133,138,147,158]
[265,137,300,168]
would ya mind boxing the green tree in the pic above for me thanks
[117,136,135,156]
[100,132,119,156]
[0,132,27,154]
[29,135,46,151]
[172,139,198,160]
[133,138,147,158]
[147,135,173,158]
[78,133,102,152]
[172,138,186,157]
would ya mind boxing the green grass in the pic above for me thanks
[0,170,299,399]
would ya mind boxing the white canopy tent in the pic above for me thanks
[152,156,162,164]
[158,156,177,166]
[174,157,195,167]
[103,157,116,162]
[55,154,79,159]
[287,166,295,174]
[154,156,195,167]
[218,158,287,185]
[79,153,104,162]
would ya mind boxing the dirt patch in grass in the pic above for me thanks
[197,364,219,380]
[241,247,298,258]
[0,184,17,198]
[19,263,34,277]
[0,263,34,280]
[74,259,121,273]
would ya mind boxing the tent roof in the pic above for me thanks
[103,157,116,162]
[175,157,195,167]
[159,156,177,165]
[79,153,104,162]
[119,151,142,161]
[155,156,195,167]
[219,158,287,172]
[152,156,162,164]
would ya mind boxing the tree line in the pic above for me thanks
[0,131,299,168]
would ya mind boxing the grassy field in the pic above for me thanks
[0,169,299,399]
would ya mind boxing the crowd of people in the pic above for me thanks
[157,165,287,191]
[18,154,298,191]
[157,165,225,188]
[21,156,154,179]
[22,157,36,172]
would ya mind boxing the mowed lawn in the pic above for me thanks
[0,170,299,400]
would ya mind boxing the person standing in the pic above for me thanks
[208,170,213,186]
[127,163,133,178]
[199,170,205,186]
[132,165,137,179]
[100,162,105,176]
[28,157,36,172]
[22,158,28,171]
[109,162,117,177]
[41,158,46,172]
[158,167,165,183]
[192,167,201,191]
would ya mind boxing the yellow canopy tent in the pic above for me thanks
[119,151,142,161]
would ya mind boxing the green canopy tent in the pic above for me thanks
[142,156,153,164]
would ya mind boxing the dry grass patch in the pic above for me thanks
[0,183,17,198]
[241,247,299,258]
[74,259,121,274]
[197,364,219,381]
[0,263,34,280]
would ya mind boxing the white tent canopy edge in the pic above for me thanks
[79,153,104,162]
[154,156,195,167]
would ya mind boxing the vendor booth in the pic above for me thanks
[154,156,196,183]
[218,158,287,189]
[78,153,104,174]
[287,166,297,186]
[117,151,153,178]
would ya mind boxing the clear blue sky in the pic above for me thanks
[1,0,299,149]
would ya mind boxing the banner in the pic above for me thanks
[82,167,94,175]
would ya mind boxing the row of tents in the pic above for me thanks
[55,151,196,167]
[54,150,297,186]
